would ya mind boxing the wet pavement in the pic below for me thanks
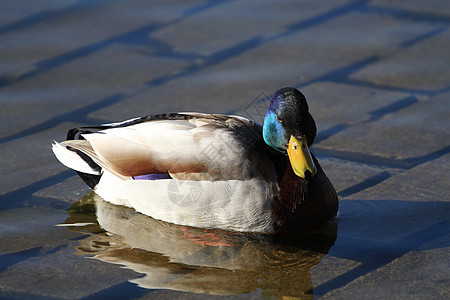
[1,0,449,299]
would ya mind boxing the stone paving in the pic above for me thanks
[0,0,449,299]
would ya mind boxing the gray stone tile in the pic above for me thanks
[337,198,449,244]
[310,255,362,287]
[0,207,83,255]
[351,29,450,91]
[317,156,386,197]
[151,0,351,56]
[317,90,450,161]
[0,123,82,195]
[311,152,450,298]
[33,175,90,205]
[347,152,450,202]
[0,0,194,73]
[293,9,438,63]
[370,0,450,17]
[336,152,450,244]
[0,243,139,299]
[303,82,409,133]
[0,1,76,27]
[322,247,450,299]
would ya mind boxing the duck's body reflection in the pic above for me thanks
[63,192,337,298]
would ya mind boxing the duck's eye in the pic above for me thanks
[276,116,283,124]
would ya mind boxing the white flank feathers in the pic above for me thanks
[95,172,275,232]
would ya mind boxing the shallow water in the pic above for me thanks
[62,192,336,298]
[55,191,449,299]
[1,0,449,299]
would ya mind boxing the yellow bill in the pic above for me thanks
[287,135,317,178]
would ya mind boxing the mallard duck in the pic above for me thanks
[52,87,338,233]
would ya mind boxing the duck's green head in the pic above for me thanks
[263,87,317,179]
